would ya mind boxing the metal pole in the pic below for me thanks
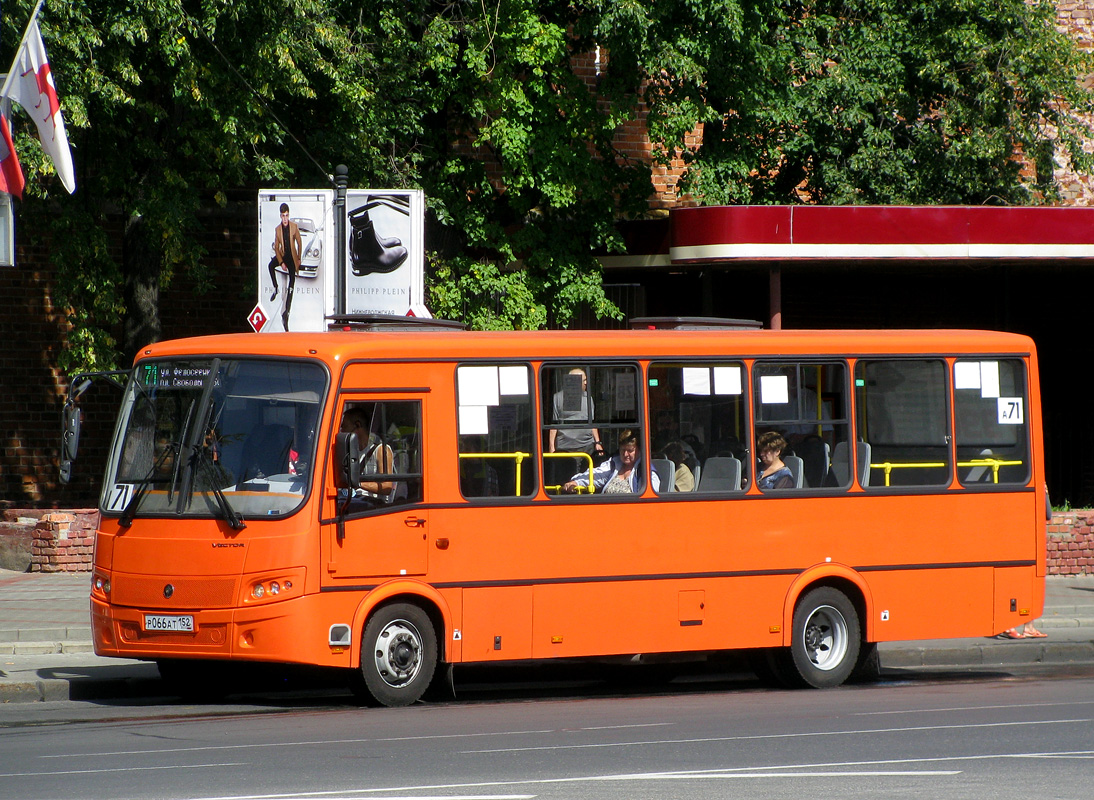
[334,164,348,316]
[769,265,782,330]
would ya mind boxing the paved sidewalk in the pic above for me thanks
[2,569,1093,704]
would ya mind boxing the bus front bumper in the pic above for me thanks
[91,596,356,668]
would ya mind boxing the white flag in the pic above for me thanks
[6,20,75,193]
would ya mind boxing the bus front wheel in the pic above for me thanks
[786,587,861,688]
[357,603,437,707]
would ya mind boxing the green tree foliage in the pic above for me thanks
[6,0,651,372]
[5,1,1091,372]
[608,0,1094,205]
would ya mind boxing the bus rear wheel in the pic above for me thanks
[786,587,861,688]
[358,603,437,707]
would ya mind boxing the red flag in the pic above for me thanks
[0,108,25,199]
[6,20,75,193]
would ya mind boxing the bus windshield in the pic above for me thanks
[102,358,327,521]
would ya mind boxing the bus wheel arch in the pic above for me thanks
[782,569,872,645]
[350,583,450,665]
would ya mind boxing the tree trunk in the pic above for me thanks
[122,215,163,363]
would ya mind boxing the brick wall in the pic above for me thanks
[1047,510,1094,575]
[29,510,99,573]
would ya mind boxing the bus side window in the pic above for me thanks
[649,362,747,494]
[854,360,951,489]
[753,361,850,490]
[954,359,1031,487]
[340,400,423,507]
[456,364,536,499]
[541,363,643,495]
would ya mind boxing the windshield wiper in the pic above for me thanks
[175,359,220,514]
[193,444,246,531]
[118,441,178,529]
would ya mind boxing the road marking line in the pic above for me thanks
[579,723,674,731]
[0,762,247,778]
[463,718,1093,753]
[855,700,1094,716]
[181,751,1094,800]
[39,729,557,759]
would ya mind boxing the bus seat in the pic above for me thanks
[691,463,701,490]
[797,436,829,487]
[857,441,872,486]
[784,455,805,488]
[698,456,742,492]
[239,423,294,482]
[391,449,410,502]
[652,458,675,492]
[834,440,873,487]
[831,441,850,486]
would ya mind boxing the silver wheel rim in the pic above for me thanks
[801,604,849,671]
[373,618,423,688]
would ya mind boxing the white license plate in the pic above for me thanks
[144,614,194,632]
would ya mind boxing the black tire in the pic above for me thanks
[848,641,881,683]
[358,603,438,707]
[786,587,861,688]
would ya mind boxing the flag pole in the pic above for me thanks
[0,0,47,99]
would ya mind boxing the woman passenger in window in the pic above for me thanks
[756,431,794,490]
[660,441,695,492]
[562,429,659,494]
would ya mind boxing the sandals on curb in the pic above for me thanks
[999,630,1025,639]
[1024,627,1048,638]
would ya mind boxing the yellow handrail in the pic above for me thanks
[867,458,1024,487]
[458,451,531,496]
[542,451,596,494]
[957,458,1024,485]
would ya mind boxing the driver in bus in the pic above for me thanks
[340,407,396,502]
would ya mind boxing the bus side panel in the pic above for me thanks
[530,576,790,659]
[994,565,1045,633]
[461,586,533,661]
[862,567,994,641]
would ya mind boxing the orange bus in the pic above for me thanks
[83,320,1046,705]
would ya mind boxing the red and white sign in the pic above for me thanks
[248,305,268,332]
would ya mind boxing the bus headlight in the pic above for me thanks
[93,573,111,597]
[243,569,304,605]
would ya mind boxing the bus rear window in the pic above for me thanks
[954,359,1031,486]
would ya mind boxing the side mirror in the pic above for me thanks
[334,431,361,489]
[59,402,82,484]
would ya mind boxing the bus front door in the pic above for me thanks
[325,397,427,580]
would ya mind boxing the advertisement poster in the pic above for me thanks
[255,190,334,332]
[345,190,429,317]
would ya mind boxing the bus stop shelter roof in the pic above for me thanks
[666,205,1094,265]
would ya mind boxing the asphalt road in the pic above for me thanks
[1,665,1092,800]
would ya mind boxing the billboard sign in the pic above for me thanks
[345,190,429,317]
[256,188,428,331]
[256,190,334,332]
